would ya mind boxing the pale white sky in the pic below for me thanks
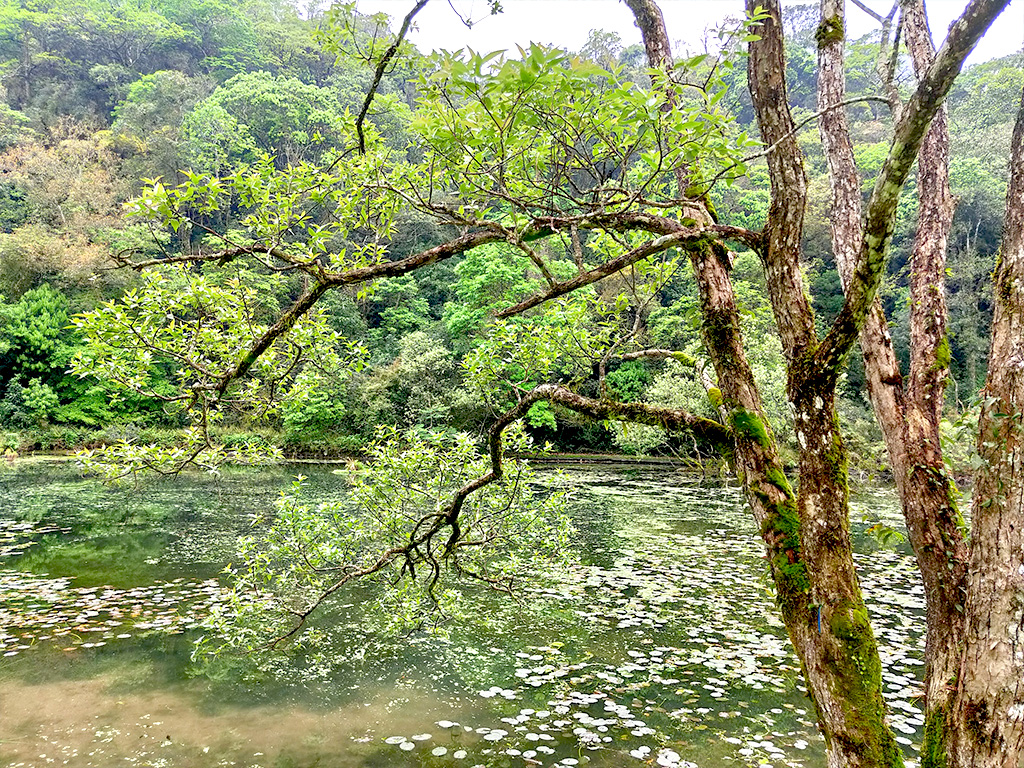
[357,0,1024,64]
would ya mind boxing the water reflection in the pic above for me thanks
[0,461,923,768]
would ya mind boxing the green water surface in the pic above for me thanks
[0,461,925,768]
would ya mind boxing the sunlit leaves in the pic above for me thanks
[464,296,618,404]
[71,265,365,476]
[126,149,403,272]
[76,426,282,481]
[413,43,757,217]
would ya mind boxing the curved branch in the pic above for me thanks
[534,384,732,449]
[746,0,816,362]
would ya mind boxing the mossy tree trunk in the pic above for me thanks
[745,2,900,762]
[628,0,901,763]
[629,0,1008,764]
[816,0,968,763]
[945,86,1024,768]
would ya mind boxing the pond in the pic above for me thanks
[0,460,926,768]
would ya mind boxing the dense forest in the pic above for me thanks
[0,0,1019,473]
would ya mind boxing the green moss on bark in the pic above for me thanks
[933,336,951,371]
[755,474,810,614]
[920,709,948,768]
[826,605,905,766]
[815,15,844,47]
[707,386,723,410]
[731,407,771,448]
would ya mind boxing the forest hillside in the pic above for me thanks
[0,0,1019,473]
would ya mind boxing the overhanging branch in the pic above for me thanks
[496,224,760,319]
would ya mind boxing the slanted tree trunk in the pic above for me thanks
[627,0,1008,764]
[816,0,968,762]
[627,1,900,763]
[946,86,1024,768]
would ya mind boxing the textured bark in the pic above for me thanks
[946,87,1024,768]
[818,0,1010,375]
[746,0,817,364]
[899,5,972,763]
[816,1,968,763]
[629,0,900,764]
[746,3,898,764]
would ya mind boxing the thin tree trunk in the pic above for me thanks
[898,4,972,762]
[946,86,1024,768]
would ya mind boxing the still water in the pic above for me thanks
[0,460,925,768]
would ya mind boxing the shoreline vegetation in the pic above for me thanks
[3,426,904,483]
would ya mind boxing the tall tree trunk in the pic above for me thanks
[626,1,901,763]
[898,3,972,762]
[816,1,968,762]
[946,86,1024,768]
[626,0,1007,763]
[746,2,900,763]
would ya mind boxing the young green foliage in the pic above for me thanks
[196,425,571,668]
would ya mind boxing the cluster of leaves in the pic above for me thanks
[71,264,366,476]
[196,425,572,669]
[412,44,758,218]
[0,284,138,431]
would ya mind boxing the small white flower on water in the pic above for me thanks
[432,747,448,756]
[437,720,457,728]
[384,736,406,745]
[631,746,652,759]
[400,741,415,751]
[452,750,468,759]
[411,733,432,741]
